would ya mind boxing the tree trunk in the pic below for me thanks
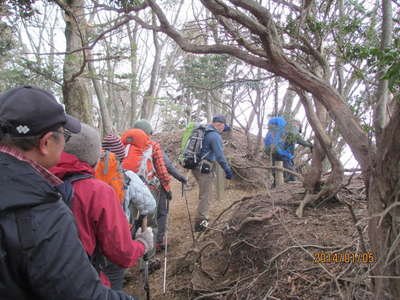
[280,87,296,116]
[373,0,392,144]
[87,55,113,135]
[127,21,139,127]
[141,13,161,120]
[62,0,93,125]
[369,101,400,298]
[296,91,344,217]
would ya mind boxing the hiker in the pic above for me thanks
[264,117,312,184]
[0,85,136,300]
[284,119,313,182]
[121,127,171,270]
[192,114,233,232]
[99,133,157,289]
[50,123,154,289]
[134,119,187,251]
[100,133,157,224]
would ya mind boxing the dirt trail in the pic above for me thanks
[124,174,262,299]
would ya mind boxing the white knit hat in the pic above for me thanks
[64,123,101,167]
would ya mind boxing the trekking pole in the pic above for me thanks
[182,182,196,245]
[138,215,150,300]
[143,221,150,300]
[163,196,170,294]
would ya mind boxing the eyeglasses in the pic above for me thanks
[63,130,72,143]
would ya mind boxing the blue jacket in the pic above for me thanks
[200,125,232,175]
[264,117,293,162]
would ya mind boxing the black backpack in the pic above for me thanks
[56,173,107,272]
[180,124,208,169]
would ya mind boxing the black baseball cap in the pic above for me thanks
[212,114,231,132]
[0,86,81,136]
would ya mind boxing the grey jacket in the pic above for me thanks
[123,170,157,222]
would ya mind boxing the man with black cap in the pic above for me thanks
[193,114,233,232]
[0,86,136,300]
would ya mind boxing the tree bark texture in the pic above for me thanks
[62,0,93,125]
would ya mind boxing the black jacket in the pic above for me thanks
[0,152,134,300]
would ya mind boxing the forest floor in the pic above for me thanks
[123,129,373,300]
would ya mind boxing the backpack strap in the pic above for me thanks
[56,173,106,272]
[138,145,156,183]
[103,150,110,175]
[56,173,93,208]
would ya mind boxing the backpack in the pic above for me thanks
[180,122,207,169]
[55,174,107,272]
[264,117,288,155]
[95,150,125,204]
[121,129,159,187]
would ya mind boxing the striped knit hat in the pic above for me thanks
[102,134,125,161]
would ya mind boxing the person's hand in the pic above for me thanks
[136,227,154,254]
[225,169,233,180]
[165,190,172,200]
[181,177,188,185]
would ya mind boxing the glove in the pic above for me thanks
[181,177,188,185]
[165,190,172,200]
[136,227,154,254]
[225,169,233,180]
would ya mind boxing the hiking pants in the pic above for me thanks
[192,165,214,221]
[156,187,169,245]
[103,261,126,290]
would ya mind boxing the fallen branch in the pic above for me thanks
[193,290,231,300]
[196,195,257,241]
[233,208,282,232]
[231,162,304,181]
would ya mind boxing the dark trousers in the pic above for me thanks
[103,261,126,290]
[156,187,169,244]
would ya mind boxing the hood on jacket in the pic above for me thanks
[121,128,151,149]
[268,117,286,130]
[205,124,219,133]
[0,152,60,211]
[50,152,94,180]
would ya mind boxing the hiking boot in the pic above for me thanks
[194,219,208,233]
[148,258,161,274]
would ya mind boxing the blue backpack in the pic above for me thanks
[264,117,292,160]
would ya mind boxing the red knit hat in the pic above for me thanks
[102,134,125,161]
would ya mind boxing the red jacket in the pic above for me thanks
[50,152,145,286]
